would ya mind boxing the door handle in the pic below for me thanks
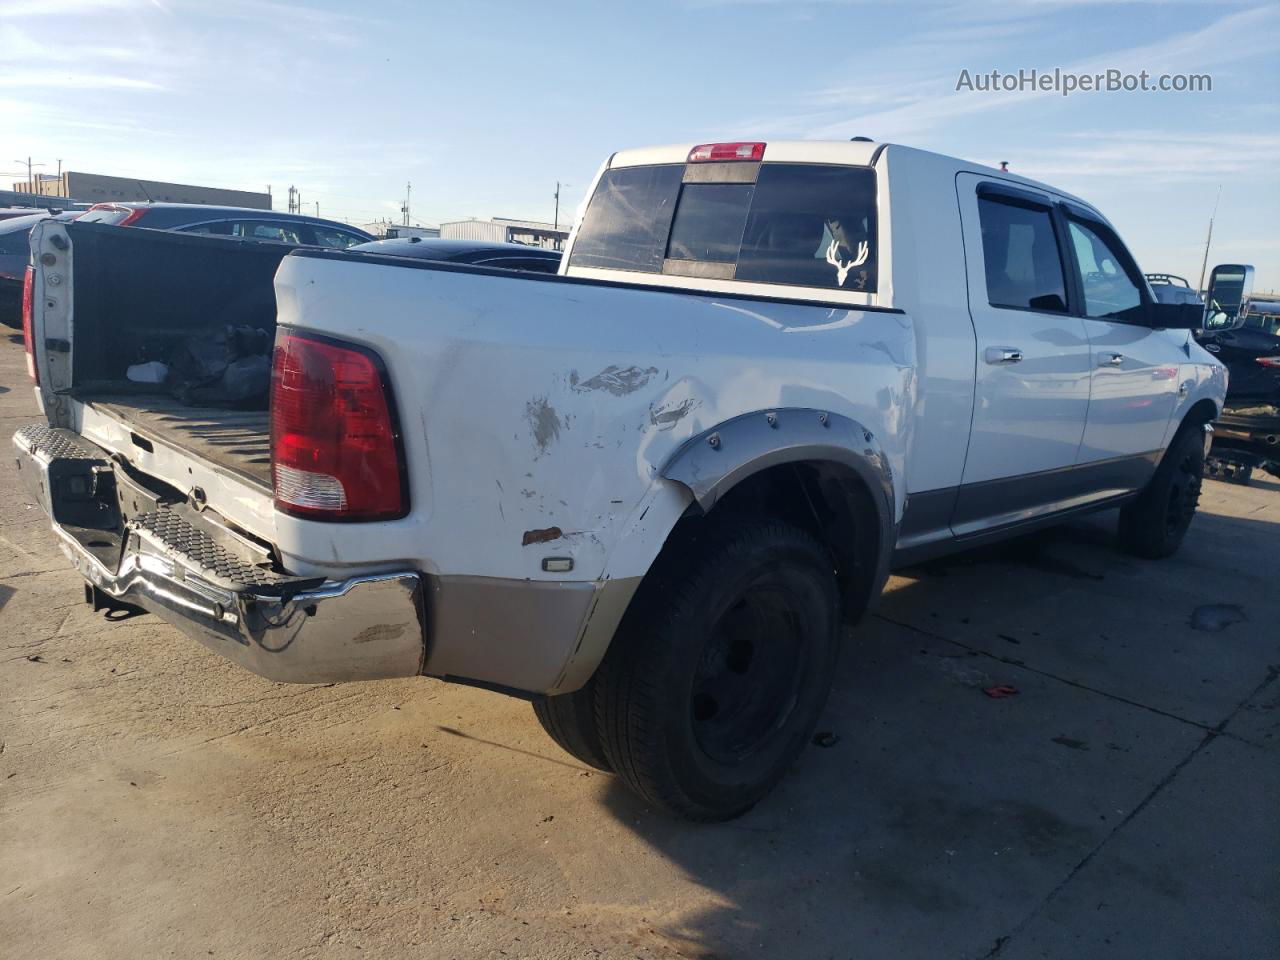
[985,347,1024,364]
[1099,353,1124,367]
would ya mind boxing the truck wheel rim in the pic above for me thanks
[691,579,807,765]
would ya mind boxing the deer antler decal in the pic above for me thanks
[825,239,869,286]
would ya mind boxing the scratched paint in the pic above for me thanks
[525,397,562,456]
[570,365,660,396]
[649,398,698,430]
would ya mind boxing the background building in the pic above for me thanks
[10,172,271,210]
[358,221,441,240]
[439,217,569,250]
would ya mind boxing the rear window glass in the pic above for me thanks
[77,207,131,225]
[568,162,878,293]
[667,184,752,263]
[737,164,876,291]
[568,164,682,272]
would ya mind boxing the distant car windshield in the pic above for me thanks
[1149,283,1202,306]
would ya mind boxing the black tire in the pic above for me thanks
[1118,422,1206,559]
[593,518,840,821]
[532,682,612,772]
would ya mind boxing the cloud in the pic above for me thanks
[0,70,163,90]
[0,24,164,91]
[0,0,147,16]
[1015,129,1280,185]
[750,4,1280,142]
[0,25,142,63]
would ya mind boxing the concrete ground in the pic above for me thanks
[1,329,1276,960]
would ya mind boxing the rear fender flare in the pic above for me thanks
[660,407,894,514]
[659,406,896,598]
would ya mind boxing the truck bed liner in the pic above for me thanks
[90,396,272,488]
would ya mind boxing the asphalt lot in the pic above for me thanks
[1,329,1276,960]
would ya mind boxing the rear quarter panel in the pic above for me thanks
[271,254,917,584]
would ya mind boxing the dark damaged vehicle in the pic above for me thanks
[1197,265,1280,483]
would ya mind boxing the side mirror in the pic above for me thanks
[1147,301,1204,330]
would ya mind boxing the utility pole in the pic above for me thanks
[14,156,43,193]
[554,181,561,231]
[315,201,319,218]
[1196,184,1223,294]
[401,181,411,226]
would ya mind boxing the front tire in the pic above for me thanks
[593,518,840,821]
[1118,422,1206,559]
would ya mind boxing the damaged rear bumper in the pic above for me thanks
[14,423,425,684]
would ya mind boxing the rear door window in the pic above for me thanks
[312,225,367,248]
[568,162,878,293]
[232,221,304,244]
[178,221,233,236]
[977,196,1068,313]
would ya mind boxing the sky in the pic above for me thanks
[1,0,1277,288]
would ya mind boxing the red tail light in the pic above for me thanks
[21,266,36,384]
[688,142,766,163]
[1256,356,1280,369]
[270,332,407,521]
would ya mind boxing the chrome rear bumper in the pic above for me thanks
[14,423,425,683]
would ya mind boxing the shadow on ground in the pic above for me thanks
[590,509,1280,959]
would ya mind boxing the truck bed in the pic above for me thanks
[91,396,272,488]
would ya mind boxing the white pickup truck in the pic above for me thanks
[15,140,1224,820]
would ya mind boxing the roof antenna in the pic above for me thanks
[850,136,873,142]
[135,179,154,203]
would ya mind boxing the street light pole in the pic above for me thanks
[14,156,44,193]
